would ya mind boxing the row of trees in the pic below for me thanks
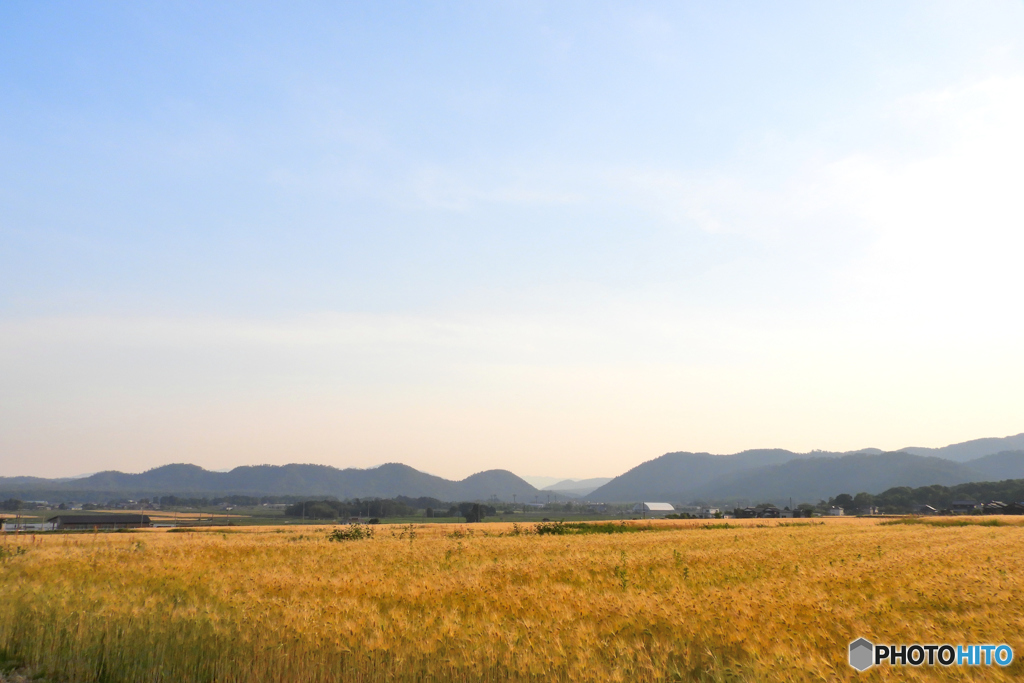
[829,480,1024,513]
[153,494,307,507]
[285,498,415,520]
[2,498,111,512]
[284,499,498,522]
[32,483,1020,518]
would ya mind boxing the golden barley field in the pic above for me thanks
[1,517,1022,682]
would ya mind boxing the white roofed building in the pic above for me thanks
[632,502,675,517]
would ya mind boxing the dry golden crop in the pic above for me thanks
[1,517,1022,682]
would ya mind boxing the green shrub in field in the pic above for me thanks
[534,521,656,536]
[327,524,374,541]
[0,546,27,562]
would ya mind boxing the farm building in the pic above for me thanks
[736,505,790,519]
[632,502,675,517]
[918,505,938,515]
[2,519,46,532]
[980,501,1024,515]
[828,507,844,516]
[45,514,152,530]
[951,500,979,514]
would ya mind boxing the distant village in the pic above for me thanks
[3,496,1023,532]
[637,499,1024,519]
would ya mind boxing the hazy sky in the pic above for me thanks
[2,1,1024,480]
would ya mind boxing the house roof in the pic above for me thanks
[639,502,675,511]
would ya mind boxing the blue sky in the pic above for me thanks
[2,1,1024,479]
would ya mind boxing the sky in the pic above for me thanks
[2,1,1024,480]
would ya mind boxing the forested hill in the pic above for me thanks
[0,463,540,503]
[587,449,1024,504]
[587,449,805,502]
[696,452,981,502]
[900,433,1024,462]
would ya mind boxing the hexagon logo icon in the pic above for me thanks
[849,638,874,672]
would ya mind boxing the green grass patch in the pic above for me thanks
[880,517,1010,527]
[534,521,660,535]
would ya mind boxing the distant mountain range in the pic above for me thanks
[519,475,567,489]
[0,463,541,504]
[541,478,614,497]
[2,433,1023,505]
